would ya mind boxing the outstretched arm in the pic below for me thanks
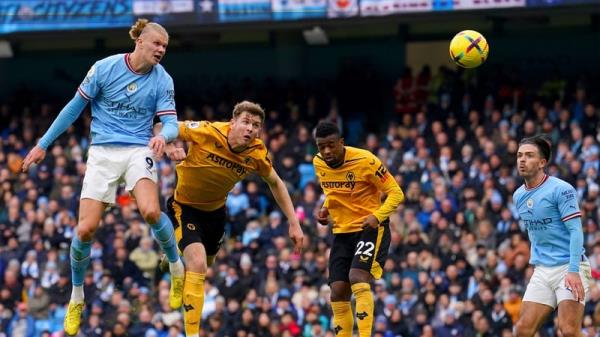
[262,168,304,254]
[23,93,88,171]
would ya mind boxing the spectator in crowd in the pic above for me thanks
[1,64,599,336]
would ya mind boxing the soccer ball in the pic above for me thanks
[449,30,489,68]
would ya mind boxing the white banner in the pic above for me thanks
[453,0,525,9]
[133,0,195,15]
[360,0,432,16]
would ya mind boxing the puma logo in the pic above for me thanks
[215,142,223,149]
[334,325,342,334]
[356,311,368,320]
[320,172,326,176]
[359,255,369,263]
[183,304,195,312]
[369,159,375,165]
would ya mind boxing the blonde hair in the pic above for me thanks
[232,101,265,123]
[129,18,168,41]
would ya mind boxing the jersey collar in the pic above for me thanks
[124,54,152,75]
[525,174,549,191]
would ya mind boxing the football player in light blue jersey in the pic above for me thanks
[21,19,184,336]
[513,135,591,337]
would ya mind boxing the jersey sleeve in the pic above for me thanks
[367,154,404,222]
[555,183,581,222]
[178,120,207,143]
[78,62,101,100]
[256,148,273,178]
[156,73,176,117]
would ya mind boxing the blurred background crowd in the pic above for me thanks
[1,61,600,337]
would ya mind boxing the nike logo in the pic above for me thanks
[369,159,375,165]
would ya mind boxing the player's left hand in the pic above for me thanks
[148,135,166,158]
[362,214,379,229]
[565,272,584,302]
[288,223,304,254]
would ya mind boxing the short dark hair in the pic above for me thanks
[519,134,552,162]
[315,122,340,139]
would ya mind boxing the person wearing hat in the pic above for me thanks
[313,122,404,337]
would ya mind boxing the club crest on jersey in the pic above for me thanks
[127,82,138,94]
[346,171,355,182]
[527,198,534,209]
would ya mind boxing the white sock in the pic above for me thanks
[71,285,84,303]
[187,334,199,337]
[169,259,184,277]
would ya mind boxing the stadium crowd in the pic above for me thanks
[1,63,600,337]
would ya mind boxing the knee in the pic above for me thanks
[330,284,352,302]
[76,225,96,242]
[348,269,371,285]
[184,253,207,273]
[141,206,162,225]
[330,292,347,302]
[559,325,579,337]
[514,320,535,337]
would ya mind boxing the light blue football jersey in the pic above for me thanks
[78,53,176,145]
[513,174,584,268]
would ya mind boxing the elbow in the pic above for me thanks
[393,188,405,205]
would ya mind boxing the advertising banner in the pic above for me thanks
[360,0,431,16]
[133,0,194,14]
[527,0,598,6]
[272,0,327,20]
[133,0,217,25]
[327,0,359,18]
[452,0,525,9]
[0,0,133,34]
[218,0,271,22]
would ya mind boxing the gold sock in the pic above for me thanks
[331,301,354,337]
[183,271,205,336]
[351,283,374,337]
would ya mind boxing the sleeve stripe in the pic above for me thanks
[77,87,91,100]
[562,212,582,222]
[156,110,177,116]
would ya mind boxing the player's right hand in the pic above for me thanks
[166,144,187,161]
[565,272,584,302]
[22,145,46,172]
[316,207,329,226]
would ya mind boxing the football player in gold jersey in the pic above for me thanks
[161,101,303,337]
[313,122,404,337]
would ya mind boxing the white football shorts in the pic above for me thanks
[80,145,158,204]
[523,261,592,308]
